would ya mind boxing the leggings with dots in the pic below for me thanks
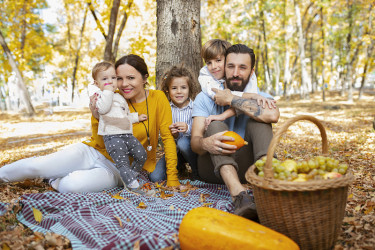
[103,134,147,186]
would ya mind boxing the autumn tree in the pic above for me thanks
[156,0,202,86]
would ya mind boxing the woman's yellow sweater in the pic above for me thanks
[83,89,179,186]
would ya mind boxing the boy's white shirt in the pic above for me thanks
[88,85,139,135]
[198,65,258,99]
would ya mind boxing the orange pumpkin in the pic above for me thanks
[222,131,248,149]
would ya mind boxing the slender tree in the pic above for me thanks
[0,30,35,116]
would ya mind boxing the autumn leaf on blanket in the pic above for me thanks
[180,181,198,192]
[202,203,213,207]
[199,193,210,203]
[160,191,174,199]
[114,215,123,228]
[134,240,140,250]
[169,205,175,210]
[137,202,147,209]
[111,193,124,200]
[32,207,43,223]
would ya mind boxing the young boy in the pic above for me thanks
[90,61,148,194]
[198,39,259,127]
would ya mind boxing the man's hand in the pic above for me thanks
[202,131,237,155]
[89,93,99,119]
[212,88,233,106]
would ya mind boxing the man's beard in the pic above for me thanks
[225,75,250,91]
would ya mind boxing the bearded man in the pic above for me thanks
[191,44,280,221]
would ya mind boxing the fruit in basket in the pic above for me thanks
[256,156,348,182]
[222,131,248,149]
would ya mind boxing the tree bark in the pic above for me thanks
[113,0,133,61]
[0,30,35,116]
[320,7,326,102]
[156,0,202,86]
[282,0,291,97]
[260,8,272,91]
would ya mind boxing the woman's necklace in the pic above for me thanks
[129,89,152,151]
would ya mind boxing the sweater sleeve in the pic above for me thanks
[96,90,114,114]
[156,92,179,186]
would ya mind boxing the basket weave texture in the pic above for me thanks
[245,115,353,250]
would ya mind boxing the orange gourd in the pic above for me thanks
[222,131,248,149]
[179,207,299,250]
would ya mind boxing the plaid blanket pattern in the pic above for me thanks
[15,178,235,249]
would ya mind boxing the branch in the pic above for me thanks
[87,0,107,39]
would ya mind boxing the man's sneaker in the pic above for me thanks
[232,191,259,222]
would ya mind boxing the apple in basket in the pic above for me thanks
[255,156,348,182]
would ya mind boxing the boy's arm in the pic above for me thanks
[204,108,236,129]
[198,67,224,99]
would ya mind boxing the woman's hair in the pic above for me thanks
[115,54,149,83]
[201,39,232,63]
[159,64,200,100]
[92,61,114,81]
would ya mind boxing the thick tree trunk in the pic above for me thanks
[156,0,202,86]
[0,30,35,116]
[294,0,310,99]
[282,0,291,97]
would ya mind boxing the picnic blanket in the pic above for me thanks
[12,176,239,249]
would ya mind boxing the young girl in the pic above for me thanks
[160,65,201,180]
[90,61,148,194]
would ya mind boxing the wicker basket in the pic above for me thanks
[245,115,353,250]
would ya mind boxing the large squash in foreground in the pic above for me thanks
[179,207,299,250]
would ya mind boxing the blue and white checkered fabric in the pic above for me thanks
[15,178,235,249]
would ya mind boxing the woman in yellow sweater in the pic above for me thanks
[87,54,179,187]
[0,54,179,192]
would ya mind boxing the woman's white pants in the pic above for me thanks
[0,143,121,193]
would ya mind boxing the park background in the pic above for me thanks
[1,0,374,249]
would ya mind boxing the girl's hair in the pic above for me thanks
[92,61,114,81]
[115,54,149,86]
[201,39,232,63]
[159,64,200,100]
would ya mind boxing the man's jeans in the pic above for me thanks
[198,119,273,184]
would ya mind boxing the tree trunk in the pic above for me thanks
[113,0,133,61]
[320,7,326,102]
[156,0,202,86]
[0,30,35,116]
[342,0,353,98]
[294,0,310,99]
[283,0,291,97]
[104,0,120,62]
[260,7,272,92]
[71,7,88,102]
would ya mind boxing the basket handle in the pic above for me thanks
[264,115,328,179]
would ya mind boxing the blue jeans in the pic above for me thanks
[149,156,167,182]
[176,136,198,176]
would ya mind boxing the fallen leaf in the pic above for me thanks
[199,193,210,203]
[201,203,213,207]
[32,207,43,223]
[114,215,123,228]
[169,205,174,210]
[137,202,147,209]
[111,193,124,200]
[134,240,140,250]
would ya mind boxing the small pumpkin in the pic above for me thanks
[222,131,248,149]
[179,207,299,250]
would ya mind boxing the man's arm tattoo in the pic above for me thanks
[231,96,263,117]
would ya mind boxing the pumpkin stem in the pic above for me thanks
[244,141,248,145]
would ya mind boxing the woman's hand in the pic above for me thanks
[89,93,99,119]
[202,131,237,155]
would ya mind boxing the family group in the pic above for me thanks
[0,39,279,221]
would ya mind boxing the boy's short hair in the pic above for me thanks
[92,61,114,81]
[201,39,232,62]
